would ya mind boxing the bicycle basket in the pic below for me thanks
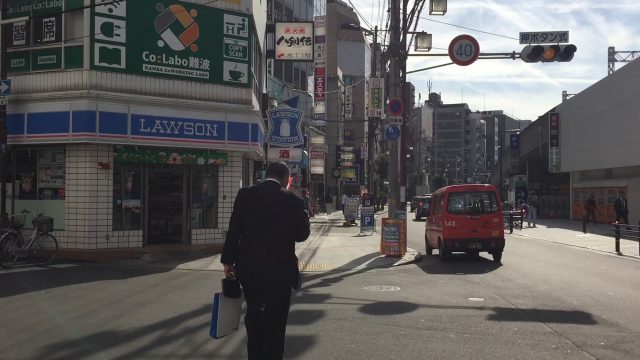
[32,216,54,233]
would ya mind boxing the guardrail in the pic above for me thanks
[504,210,525,234]
[612,223,640,255]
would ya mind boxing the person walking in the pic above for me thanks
[614,191,629,225]
[301,189,313,218]
[340,193,348,214]
[527,191,539,228]
[585,195,597,225]
[324,192,333,214]
[221,161,310,360]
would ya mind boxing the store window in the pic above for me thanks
[11,147,66,229]
[113,163,144,231]
[191,165,219,229]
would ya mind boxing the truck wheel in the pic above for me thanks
[492,251,502,262]
[438,242,449,261]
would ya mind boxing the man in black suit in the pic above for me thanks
[614,191,629,225]
[221,161,310,360]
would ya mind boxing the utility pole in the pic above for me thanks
[0,0,9,218]
[367,26,378,194]
[388,0,401,212]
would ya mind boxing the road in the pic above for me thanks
[1,213,640,359]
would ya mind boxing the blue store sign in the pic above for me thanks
[267,107,303,146]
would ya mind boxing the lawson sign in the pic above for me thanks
[267,107,303,146]
[132,114,225,142]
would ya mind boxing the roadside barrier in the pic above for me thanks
[612,222,640,255]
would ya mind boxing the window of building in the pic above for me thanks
[113,163,144,231]
[191,165,219,229]
[10,147,66,230]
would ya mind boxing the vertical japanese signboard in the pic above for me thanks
[549,112,560,173]
[344,85,353,120]
[275,22,313,61]
[313,16,326,126]
[510,133,520,172]
[90,0,253,87]
[368,78,385,118]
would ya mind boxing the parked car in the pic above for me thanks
[425,184,504,262]
[414,195,432,220]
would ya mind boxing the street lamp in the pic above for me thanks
[429,0,447,16]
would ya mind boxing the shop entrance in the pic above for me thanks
[146,165,189,244]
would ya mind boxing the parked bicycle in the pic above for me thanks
[0,210,58,268]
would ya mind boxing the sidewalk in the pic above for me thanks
[120,206,420,272]
[508,218,640,259]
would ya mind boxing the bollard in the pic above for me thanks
[615,223,621,253]
[520,210,524,229]
[582,211,587,234]
[509,212,514,234]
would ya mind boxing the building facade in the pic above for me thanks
[4,0,267,250]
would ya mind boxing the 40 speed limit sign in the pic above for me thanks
[448,34,480,66]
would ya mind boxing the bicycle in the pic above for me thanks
[0,210,59,268]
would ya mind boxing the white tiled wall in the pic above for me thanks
[55,146,247,249]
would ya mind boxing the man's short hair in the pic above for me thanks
[266,161,290,179]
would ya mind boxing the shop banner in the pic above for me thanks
[380,218,406,257]
[115,147,228,165]
[91,0,253,87]
[275,22,313,61]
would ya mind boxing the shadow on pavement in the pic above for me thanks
[356,300,597,325]
[0,264,170,299]
[416,253,503,275]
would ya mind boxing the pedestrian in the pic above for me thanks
[221,161,310,360]
[324,192,333,214]
[527,191,539,228]
[585,195,596,225]
[341,193,348,213]
[301,189,313,218]
[614,191,629,226]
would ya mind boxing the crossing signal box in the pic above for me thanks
[520,44,577,63]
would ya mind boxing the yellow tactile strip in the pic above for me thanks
[298,261,336,272]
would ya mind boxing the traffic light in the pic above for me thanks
[520,44,577,63]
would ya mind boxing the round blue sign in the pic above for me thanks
[385,125,401,140]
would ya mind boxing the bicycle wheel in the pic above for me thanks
[0,232,20,268]
[31,233,59,265]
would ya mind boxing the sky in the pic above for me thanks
[352,0,640,121]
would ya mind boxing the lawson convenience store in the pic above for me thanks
[5,100,264,250]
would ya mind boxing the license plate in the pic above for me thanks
[468,242,481,250]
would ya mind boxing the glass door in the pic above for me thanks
[146,164,189,244]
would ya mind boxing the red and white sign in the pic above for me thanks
[267,147,303,162]
[310,151,325,159]
[275,22,314,61]
[448,34,480,66]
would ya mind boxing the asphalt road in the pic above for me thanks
[1,217,640,359]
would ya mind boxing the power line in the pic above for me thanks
[418,16,518,41]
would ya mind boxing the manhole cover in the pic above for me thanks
[467,297,485,302]
[363,285,401,292]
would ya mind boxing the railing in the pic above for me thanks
[612,223,640,255]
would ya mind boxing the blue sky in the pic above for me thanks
[355,0,640,120]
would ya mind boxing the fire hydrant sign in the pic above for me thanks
[380,218,407,257]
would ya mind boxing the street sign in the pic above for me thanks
[448,34,480,66]
[369,78,385,117]
[519,31,569,45]
[384,125,400,140]
[387,98,404,116]
[387,116,403,125]
[0,80,11,96]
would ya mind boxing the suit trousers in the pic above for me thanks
[240,277,292,360]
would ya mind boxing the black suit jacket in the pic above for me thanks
[221,180,310,288]
[614,198,629,216]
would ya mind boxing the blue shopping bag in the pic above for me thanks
[209,292,243,339]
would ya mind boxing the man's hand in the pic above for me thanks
[223,264,236,278]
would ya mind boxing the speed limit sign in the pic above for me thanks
[448,34,480,66]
